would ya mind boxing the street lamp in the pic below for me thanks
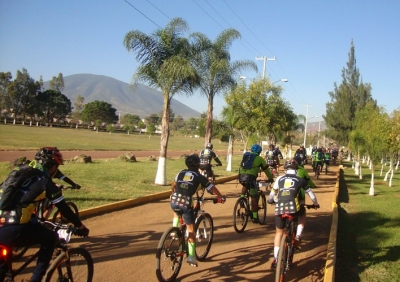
[272,78,288,84]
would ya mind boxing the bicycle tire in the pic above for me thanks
[195,213,214,261]
[45,247,94,282]
[275,234,288,282]
[52,202,79,224]
[233,198,249,233]
[257,194,267,224]
[155,227,184,282]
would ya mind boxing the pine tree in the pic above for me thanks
[324,40,376,145]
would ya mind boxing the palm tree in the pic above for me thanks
[190,29,257,146]
[124,18,198,185]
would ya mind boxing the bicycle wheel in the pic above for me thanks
[155,227,184,282]
[233,198,249,233]
[52,202,79,224]
[195,213,214,261]
[45,247,94,282]
[257,194,267,224]
[275,234,288,282]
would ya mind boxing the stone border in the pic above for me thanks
[79,174,238,219]
[323,166,341,282]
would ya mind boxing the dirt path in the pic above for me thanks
[14,163,337,282]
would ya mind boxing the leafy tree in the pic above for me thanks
[144,113,161,126]
[0,72,12,114]
[71,95,85,128]
[49,73,65,92]
[120,113,141,126]
[7,68,40,123]
[124,17,198,185]
[324,40,376,146]
[81,100,118,125]
[35,90,72,125]
[171,115,185,131]
[190,29,257,146]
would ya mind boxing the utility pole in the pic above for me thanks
[303,105,312,147]
[255,56,276,78]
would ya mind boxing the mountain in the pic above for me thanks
[43,74,201,120]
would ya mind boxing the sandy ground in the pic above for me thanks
[11,155,337,282]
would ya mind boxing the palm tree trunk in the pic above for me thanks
[155,94,171,185]
[205,94,214,145]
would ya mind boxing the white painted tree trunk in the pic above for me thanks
[155,157,167,185]
[355,161,359,175]
[359,163,363,180]
[13,119,16,124]
[29,121,32,126]
[369,163,375,196]
[226,154,232,171]
[3,118,6,124]
[389,168,394,187]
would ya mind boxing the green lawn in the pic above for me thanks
[336,161,400,281]
[0,124,240,210]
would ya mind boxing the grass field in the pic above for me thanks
[336,161,400,281]
[0,124,241,210]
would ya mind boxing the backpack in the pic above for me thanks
[0,164,42,210]
[317,152,324,160]
[240,152,257,170]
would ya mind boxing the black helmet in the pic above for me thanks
[185,154,200,168]
[35,147,64,167]
[206,143,213,150]
[284,159,298,170]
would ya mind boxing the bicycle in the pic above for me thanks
[155,189,224,282]
[1,221,93,282]
[199,164,220,184]
[233,179,267,233]
[275,204,319,282]
[12,185,79,260]
[314,162,322,179]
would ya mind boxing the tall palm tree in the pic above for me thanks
[190,29,257,146]
[124,18,198,185]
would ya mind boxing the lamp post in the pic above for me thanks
[303,115,318,148]
[317,120,322,148]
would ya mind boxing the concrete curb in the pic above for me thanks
[323,166,341,282]
[79,174,238,219]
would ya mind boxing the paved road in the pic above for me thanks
[15,165,337,282]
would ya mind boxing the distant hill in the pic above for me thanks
[43,74,201,120]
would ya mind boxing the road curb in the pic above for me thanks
[323,166,341,282]
[79,174,238,219]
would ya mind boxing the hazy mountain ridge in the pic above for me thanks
[43,74,201,119]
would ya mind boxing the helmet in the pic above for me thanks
[185,154,200,168]
[284,159,298,170]
[35,147,64,167]
[206,143,213,150]
[251,144,262,155]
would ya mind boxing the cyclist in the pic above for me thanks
[323,148,331,172]
[0,147,89,282]
[170,154,225,267]
[294,155,316,189]
[268,159,319,269]
[313,147,324,174]
[239,144,274,223]
[199,143,222,182]
[264,144,278,176]
[294,145,307,165]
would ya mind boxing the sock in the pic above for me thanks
[274,246,279,260]
[188,242,196,257]
[240,194,245,198]
[253,211,258,219]
[172,217,179,227]
[296,224,304,237]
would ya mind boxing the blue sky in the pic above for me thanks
[1,0,399,122]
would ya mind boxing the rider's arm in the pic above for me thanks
[304,185,319,206]
[213,154,222,166]
[56,169,80,188]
